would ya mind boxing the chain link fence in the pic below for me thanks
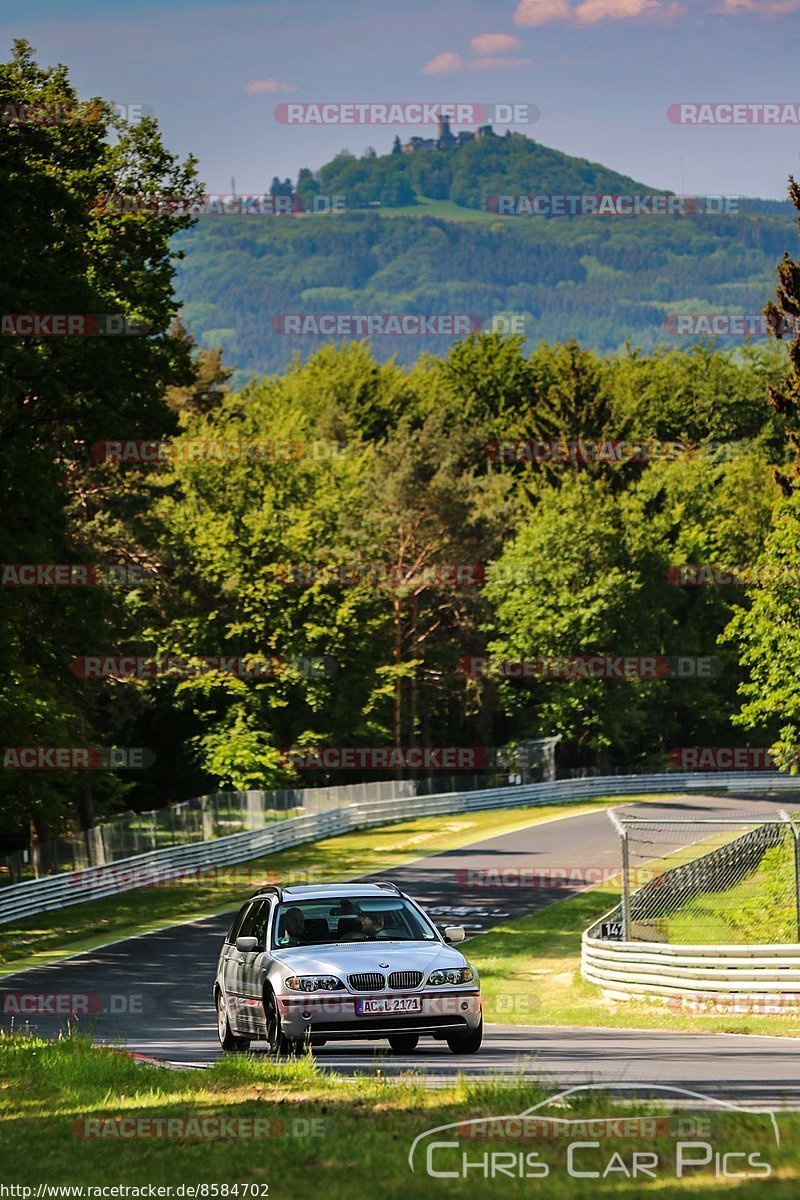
[608,809,800,944]
[0,769,519,885]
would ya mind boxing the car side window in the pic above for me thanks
[226,902,251,945]
[238,899,269,944]
[250,900,272,947]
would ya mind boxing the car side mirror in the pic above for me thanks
[443,926,465,944]
[236,936,259,953]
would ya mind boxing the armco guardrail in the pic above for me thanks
[582,927,800,1000]
[2,770,797,927]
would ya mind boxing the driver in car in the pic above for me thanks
[278,906,306,945]
[359,909,385,937]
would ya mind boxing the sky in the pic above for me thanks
[3,0,800,198]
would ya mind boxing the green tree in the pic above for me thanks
[0,40,200,852]
[724,177,800,768]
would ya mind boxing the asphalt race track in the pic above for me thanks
[3,791,800,1102]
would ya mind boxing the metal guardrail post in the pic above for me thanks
[780,809,800,942]
[607,807,631,940]
[620,829,631,941]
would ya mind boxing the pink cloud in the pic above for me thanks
[514,0,573,25]
[514,0,681,21]
[245,79,295,94]
[719,0,800,12]
[469,33,524,54]
[467,56,531,71]
[574,0,662,20]
[422,51,464,76]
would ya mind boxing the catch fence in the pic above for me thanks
[606,809,800,944]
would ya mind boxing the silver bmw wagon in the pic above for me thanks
[213,882,482,1054]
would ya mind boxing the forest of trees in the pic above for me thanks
[175,201,796,377]
[6,42,800,859]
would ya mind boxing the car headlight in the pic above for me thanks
[285,975,344,992]
[426,967,474,986]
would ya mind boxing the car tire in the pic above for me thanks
[265,989,301,1057]
[388,1034,419,1054]
[216,991,250,1052]
[446,1017,483,1055]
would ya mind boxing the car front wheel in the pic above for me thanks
[446,1017,483,1055]
[216,991,250,1052]
[265,990,301,1057]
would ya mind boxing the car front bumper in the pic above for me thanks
[276,989,482,1040]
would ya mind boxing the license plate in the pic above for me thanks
[356,996,422,1015]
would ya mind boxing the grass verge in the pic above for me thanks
[0,1032,796,1195]
[665,841,798,944]
[0,797,638,975]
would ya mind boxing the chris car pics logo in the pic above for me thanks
[408,1084,779,1181]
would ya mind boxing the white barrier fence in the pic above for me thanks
[2,770,797,927]
[582,925,800,1001]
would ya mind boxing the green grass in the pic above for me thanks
[0,797,638,975]
[665,842,798,944]
[0,1032,797,1195]
[376,196,500,223]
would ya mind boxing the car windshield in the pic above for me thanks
[271,896,438,948]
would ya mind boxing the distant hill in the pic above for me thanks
[303,130,653,212]
[173,132,797,378]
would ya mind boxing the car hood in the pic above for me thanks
[270,940,469,978]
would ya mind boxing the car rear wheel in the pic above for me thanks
[446,1017,483,1054]
[216,991,250,1052]
[265,990,301,1057]
[388,1033,419,1053]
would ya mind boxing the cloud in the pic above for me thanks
[422,51,464,76]
[514,0,681,21]
[425,33,527,76]
[469,33,524,54]
[245,79,295,94]
[574,0,661,20]
[467,56,531,71]
[514,0,573,25]
[719,0,800,12]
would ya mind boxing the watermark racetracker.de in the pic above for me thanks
[1,990,152,1018]
[668,102,800,125]
[273,102,539,125]
[3,746,155,769]
[486,194,739,217]
[1,315,151,337]
[458,655,721,679]
[91,439,347,463]
[1,563,149,587]
[70,655,338,679]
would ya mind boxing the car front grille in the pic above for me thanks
[388,971,423,990]
[348,972,386,992]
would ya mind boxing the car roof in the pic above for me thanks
[252,882,403,901]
